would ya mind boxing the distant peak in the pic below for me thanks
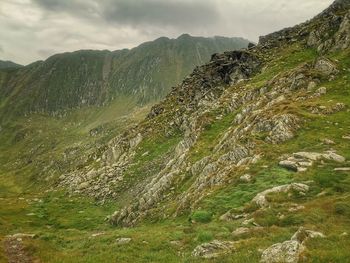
[177,33,192,39]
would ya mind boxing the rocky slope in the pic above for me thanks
[0,35,249,120]
[56,0,350,261]
[1,1,350,262]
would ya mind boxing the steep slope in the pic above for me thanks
[56,0,350,261]
[0,60,22,69]
[0,35,249,120]
[1,1,350,262]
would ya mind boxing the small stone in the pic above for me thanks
[232,227,250,237]
[239,174,253,183]
[116,237,132,244]
[91,232,105,238]
[316,87,327,95]
[307,81,317,91]
[321,138,335,145]
[340,232,348,237]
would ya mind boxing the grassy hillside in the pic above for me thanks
[1,1,350,262]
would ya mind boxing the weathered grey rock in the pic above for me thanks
[316,87,327,95]
[239,174,253,183]
[322,138,335,145]
[260,240,303,263]
[192,240,236,258]
[116,237,132,244]
[314,57,338,76]
[323,151,346,162]
[334,167,350,171]
[252,183,309,207]
[232,227,262,237]
[219,212,248,221]
[291,227,325,242]
[279,160,298,172]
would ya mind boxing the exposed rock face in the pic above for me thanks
[192,240,236,258]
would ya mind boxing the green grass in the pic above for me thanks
[189,110,237,162]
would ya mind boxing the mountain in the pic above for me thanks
[1,1,350,262]
[0,60,22,69]
[0,35,249,120]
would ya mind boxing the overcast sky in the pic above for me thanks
[1,0,333,65]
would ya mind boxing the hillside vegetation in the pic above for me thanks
[0,35,249,121]
[1,1,350,262]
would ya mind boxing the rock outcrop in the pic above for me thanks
[252,183,310,208]
[279,151,346,172]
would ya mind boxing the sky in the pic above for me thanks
[0,0,333,65]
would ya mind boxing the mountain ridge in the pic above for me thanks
[0,35,249,121]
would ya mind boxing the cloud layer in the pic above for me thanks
[0,0,333,64]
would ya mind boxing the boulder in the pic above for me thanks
[192,240,236,258]
[260,240,303,263]
[314,57,338,76]
[116,237,132,244]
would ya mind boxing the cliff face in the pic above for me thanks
[0,35,249,120]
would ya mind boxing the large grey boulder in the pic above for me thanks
[261,240,303,263]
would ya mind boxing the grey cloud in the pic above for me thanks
[33,0,220,29]
[32,0,99,18]
[101,0,219,28]
[1,0,333,64]
[0,45,3,53]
